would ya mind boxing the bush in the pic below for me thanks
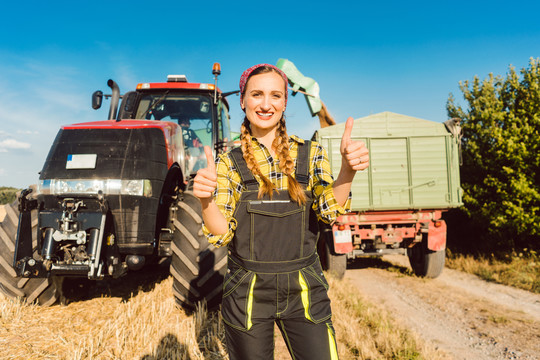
[0,187,19,205]
[447,58,540,252]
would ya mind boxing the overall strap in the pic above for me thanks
[295,140,311,187]
[229,147,259,191]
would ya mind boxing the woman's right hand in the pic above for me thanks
[193,146,218,200]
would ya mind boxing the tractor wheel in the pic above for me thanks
[0,200,60,305]
[407,235,445,278]
[318,223,347,279]
[170,191,227,311]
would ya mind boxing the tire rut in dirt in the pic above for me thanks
[170,191,227,311]
[0,200,60,305]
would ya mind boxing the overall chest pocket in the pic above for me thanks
[247,200,306,261]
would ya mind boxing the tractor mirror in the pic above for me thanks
[118,91,140,119]
[92,90,103,110]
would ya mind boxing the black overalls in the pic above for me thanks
[221,142,339,360]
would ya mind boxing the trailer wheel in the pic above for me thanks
[318,223,347,279]
[0,201,60,305]
[170,191,227,311]
[407,235,445,278]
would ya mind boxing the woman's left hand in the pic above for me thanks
[340,117,369,172]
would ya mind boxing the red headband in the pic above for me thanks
[239,63,288,108]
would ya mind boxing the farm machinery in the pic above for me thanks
[0,64,233,309]
[275,59,463,279]
[313,112,462,279]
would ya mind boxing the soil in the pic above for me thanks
[345,255,540,360]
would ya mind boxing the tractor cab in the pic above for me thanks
[93,64,235,174]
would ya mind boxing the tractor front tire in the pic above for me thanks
[0,201,60,305]
[170,191,227,311]
[407,235,445,278]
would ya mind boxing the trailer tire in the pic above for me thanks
[170,191,227,311]
[0,200,60,306]
[318,223,347,279]
[407,235,445,278]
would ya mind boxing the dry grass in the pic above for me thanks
[0,271,448,359]
[0,277,227,360]
[0,205,6,223]
[446,249,540,293]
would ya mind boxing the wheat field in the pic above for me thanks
[0,262,448,360]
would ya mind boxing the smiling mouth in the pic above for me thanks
[256,112,273,118]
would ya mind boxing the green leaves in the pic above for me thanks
[0,187,18,205]
[447,58,540,250]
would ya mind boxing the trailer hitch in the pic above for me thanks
[14,192,109,280]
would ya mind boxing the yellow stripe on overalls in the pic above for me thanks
[327,323,339,360]
[298,271,313,321]
[246,274,257,330]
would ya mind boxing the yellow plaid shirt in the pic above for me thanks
[203,135,350,247]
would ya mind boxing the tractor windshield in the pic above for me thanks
[136,93,214,173]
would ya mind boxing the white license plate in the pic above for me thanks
[334,229,352,244]
[66,154,97,169]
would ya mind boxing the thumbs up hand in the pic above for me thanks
[193,146,218,200]
[340,117,369,172]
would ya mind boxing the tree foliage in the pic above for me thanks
[0,187,19,205]
[447,58,540,251]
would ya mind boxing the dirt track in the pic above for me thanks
[346,255,540,360]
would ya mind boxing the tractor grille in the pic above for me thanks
[39,128,169,253]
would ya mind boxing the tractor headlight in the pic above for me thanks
[38,179,152,197]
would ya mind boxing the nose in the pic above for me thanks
[260,95,271,110]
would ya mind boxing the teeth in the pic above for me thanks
[257,112,272,116]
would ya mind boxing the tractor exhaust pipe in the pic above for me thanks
[107,79,120,120]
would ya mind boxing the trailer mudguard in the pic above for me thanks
[427,220,447,252]
[331,223,354,254]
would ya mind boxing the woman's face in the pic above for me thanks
[242,71,286,137]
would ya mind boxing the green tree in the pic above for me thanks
[447,58,540,251]
[0,187,19,205]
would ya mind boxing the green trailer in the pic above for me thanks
[313,111,462,278]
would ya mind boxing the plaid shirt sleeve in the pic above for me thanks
[201,153,242,248]
[309,141,351,224]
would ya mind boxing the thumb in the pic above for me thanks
[204,146,216,172]
[341,117,354,145]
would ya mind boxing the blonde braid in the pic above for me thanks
[240,118,276,199]
[273,118,307,205]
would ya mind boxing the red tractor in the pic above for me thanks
[0,64,235,309]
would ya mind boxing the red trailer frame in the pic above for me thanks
[332,210,447,255]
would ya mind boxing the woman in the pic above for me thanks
[193,64,369,360]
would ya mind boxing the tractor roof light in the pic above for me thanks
[167,75,188,83]
[212,63,221,76]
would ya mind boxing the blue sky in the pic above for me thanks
[1,0,539,187]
